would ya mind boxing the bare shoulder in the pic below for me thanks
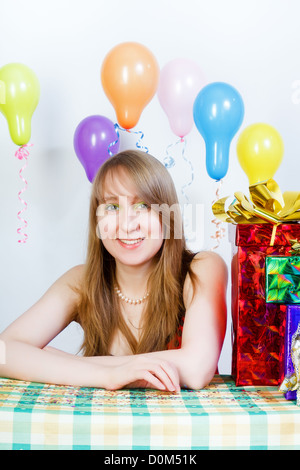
[0,264,86,346]
[43,264,85,303]
[60,264,85,286]
[183,251,227,307]
[52,264,84,285]
[191,251,228,280]
[36,263,86,321]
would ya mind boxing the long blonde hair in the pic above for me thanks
[74,150,198,356]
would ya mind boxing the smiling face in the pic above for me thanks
[96,167,164,268]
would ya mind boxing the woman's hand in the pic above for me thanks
[104,355,180,392]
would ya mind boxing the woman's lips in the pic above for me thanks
[117,238,145,249]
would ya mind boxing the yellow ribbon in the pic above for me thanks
[289,239,300,255]
[212,179,300,225]
[280,323,300,406]
[212,179,300,246]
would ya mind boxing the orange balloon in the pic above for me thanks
[101,42,159,129]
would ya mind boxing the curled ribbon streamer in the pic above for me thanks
[163,138,194,241]
[180,138,194,205]
[107,123,120,157]
[164,138,194,203]
[210,179,226,251]
[280,322,300,406]
[181,138,194,242]
[212,179,300,246]
[114,123,149,154]
[14,144,33,244]
[163,140,178,169]
[164,137,186,168]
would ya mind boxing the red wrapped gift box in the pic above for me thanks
[230,223,300,386]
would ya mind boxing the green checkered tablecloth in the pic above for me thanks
[0,375,299,450]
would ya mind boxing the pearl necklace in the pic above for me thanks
[114,285,149,305]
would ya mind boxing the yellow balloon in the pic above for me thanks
[0,63,40,146]
[236,123,284,185]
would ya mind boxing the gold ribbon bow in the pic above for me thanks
[212,179,300,245]
[289,239,300,256]
[280,323,300,406]
[212,179,300,225]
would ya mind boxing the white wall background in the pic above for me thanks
[1,0,300,374]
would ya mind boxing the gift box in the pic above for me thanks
[265,256,300,303]
[230,223,300,386]
[283,305,300,400]
[213,179,300,386]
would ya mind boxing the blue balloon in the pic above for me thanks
[193,82,244,180]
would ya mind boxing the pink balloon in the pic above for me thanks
[157,58,206,138]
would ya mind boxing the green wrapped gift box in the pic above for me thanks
[266,256,300,303]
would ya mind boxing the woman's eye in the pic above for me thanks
[134,202,149,211]
[105,204,119,211]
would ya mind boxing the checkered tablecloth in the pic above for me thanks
[0,375,299,450]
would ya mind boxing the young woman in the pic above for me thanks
[0,150,227,392]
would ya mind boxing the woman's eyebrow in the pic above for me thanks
[102,194,141,202]
[102,195,118,202]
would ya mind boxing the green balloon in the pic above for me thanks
[0,63,40,145]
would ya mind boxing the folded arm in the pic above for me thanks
[142,251,228,389]
[0,266,180,391]
[0,266,103,387]
[0,251,227,391]
[84,251,227,390]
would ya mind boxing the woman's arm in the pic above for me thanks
[0,266,179,391]
[0,265,102,387]
[79,251,227,391]
[57,251,227,391]
[140,251,228,389]
[1,341,179,391]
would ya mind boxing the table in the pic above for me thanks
[0,375,299,450]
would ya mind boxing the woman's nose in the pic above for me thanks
[118,201,140,234]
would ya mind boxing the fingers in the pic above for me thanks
[159,360,180,392]
[107,357,181,392]
[131,357,180,392]
[140,370,168,391]
[146,363,178,392]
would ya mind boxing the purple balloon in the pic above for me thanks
[74,115,120,182]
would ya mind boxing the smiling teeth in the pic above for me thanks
[119,239,143,245]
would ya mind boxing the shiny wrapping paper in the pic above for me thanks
[280,321,300,406]
[283,306,300,400]
[265,256,300,303]
[230,223,300,386]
